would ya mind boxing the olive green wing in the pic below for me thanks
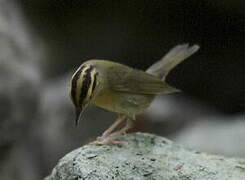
[107,66,172,94]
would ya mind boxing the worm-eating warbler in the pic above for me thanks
[70,44,199,144]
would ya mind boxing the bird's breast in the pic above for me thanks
[91,88,155,116]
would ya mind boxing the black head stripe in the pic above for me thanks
[91,72,98,96]
[71,65,85,106]
[79,65,93,106]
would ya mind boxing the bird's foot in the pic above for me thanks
[90,117,134,145]
[90,136,126,145]
[96,134,107,141]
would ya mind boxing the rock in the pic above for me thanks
[45,133,245,180]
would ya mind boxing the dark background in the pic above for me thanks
[0,0,245,179]
[20,0,245,113]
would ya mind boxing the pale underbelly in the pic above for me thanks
[92,90,155,116]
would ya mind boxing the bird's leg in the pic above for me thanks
[100,114,126,139]
[91,117,135,145]
[108,117,135,139]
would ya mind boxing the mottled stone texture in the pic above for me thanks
[46,133,245,180]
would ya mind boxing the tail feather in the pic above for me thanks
[163,82,182,94]
[146,44,200,80]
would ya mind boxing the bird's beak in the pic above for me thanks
[75,107,83,126]
[75,104,88,126]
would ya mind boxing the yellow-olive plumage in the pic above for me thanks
[70,44,199,144]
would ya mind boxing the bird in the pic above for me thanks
[69,44,199,144]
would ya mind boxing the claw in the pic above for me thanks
[89,138,126,145]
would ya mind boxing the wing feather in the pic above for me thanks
[107,66,167,94]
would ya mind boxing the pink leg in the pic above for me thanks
[109,118,135,138]
[91,117,135,145]
[100,114,126,139]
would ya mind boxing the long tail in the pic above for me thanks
[146,44,200,80]
[146,44,199,94]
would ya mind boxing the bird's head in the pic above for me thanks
[70,63,99,126]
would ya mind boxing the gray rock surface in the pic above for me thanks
[46,133,245,180]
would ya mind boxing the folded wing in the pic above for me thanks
[108,66,169,94]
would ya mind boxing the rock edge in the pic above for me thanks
[45,133,245,180]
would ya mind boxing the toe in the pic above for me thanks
[89,139,127,145]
